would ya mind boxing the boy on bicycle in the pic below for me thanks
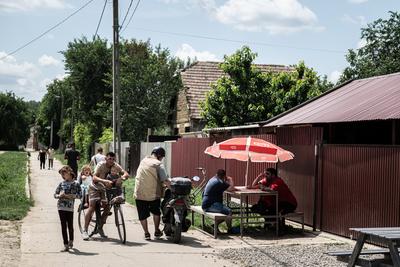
[82,152,129,240]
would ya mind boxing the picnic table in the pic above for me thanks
[224,186,279,237]
[348,227,400,267]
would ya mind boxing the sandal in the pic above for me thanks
[154,229,163,238]
[144,232,151,240]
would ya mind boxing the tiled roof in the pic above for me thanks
[181,61,293,119]
[264,72,400,127]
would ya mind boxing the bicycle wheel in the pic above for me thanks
[114,205,126,244]
[89,204,102,237]
[78,201,86,234]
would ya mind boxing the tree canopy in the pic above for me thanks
[36,37,183,150]
[340,11,400,82]
[119,40,183,143]
[200,46,332,128]
[0,92,30,149]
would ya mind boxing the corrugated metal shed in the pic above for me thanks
[265,72,400,127]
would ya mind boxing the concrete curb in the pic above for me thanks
[25,154,31,200]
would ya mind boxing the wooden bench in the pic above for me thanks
[190,205,228,238]
[327,249,391,266]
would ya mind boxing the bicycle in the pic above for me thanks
[78,186,126,244]
[188,167,208,205]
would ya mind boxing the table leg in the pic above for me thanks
[347,233,366,267]
[246,195,249,224]
[275,193,279,236]
[387,241,400,267]
[240,195,243,238]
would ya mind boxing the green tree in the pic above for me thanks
[62,37,112,139]
[340,11,400,82]
[36,79,74,148]
[200,46,271,127]
[25,100,40,125]
[270,61,331,116]
[99,127,113,143]
[118,39,183,143]
[74,122,94,162]
[0,92,30,149]
[201,46,331,127]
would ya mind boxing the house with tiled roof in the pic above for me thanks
[172,61,293,134]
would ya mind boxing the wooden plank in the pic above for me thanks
[327,249,390,256]
[351,228,400,232]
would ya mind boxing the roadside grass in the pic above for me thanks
[124,177,135,206]
[0,152,32,220]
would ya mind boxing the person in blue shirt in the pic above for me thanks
[202,169,235,233]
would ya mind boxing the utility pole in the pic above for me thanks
[50,117,54,147]
[59,92,64,152]
[112,0,121,161]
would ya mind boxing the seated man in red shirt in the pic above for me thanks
[249,167,297,221]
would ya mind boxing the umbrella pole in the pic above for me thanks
[245,158,249,187]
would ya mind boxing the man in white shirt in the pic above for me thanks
[90,147,106,169]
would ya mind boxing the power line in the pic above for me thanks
[120,0,134,30]
[120,0,141,34]
[94,0,108,38]
[131,27,346,54]
[0,0,96,61]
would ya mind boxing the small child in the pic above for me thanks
[79,165,93,208]
[106,165,124,204]
[54,166,81,252]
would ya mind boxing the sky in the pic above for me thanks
[0,0,399,101]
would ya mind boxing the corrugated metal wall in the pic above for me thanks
[170,126,400,238]
[277,145,316,226]
[320,145,400,237]
[276,127,324,227]
[171,134,276,188]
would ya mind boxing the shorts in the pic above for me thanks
[88,183,107,205]
[205,202,231,215]
[135,199,161,221]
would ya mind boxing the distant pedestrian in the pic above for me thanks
[38,149,47,170]
[64,143,80,178]
[90,147,106,169]
[47,146,55,169]
[54,166,81,252]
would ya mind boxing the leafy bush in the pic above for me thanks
[99,127,113,143]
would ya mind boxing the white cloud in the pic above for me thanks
[348,0,368,4]
[342,14,366,26]
[0,52,41,79]
[0,0,68,12]
[212,0,321,34]
[38,54,60,67]
[175,44,219,61]
[0,51,55,101]
[328,70,341,84]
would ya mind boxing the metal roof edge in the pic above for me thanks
[202,123,260,133]
[254,78,355,127]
